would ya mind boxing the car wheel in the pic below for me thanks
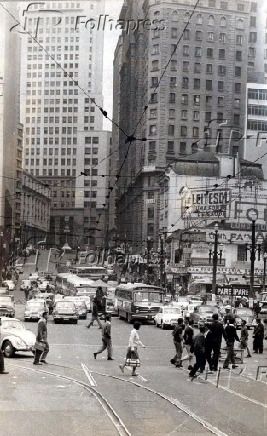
[3,340,15,358]
[54,319,58,324]
[73,319,78,324]
[161,321,165,330]
[127,313,132,324]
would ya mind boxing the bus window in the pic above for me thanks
[135,292,149,302]
[150,293,162,303]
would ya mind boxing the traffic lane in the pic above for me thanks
[42,318,266,436]
[0,363,117,436]
[4,315,267,436]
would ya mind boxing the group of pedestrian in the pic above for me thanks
[170,313,265,380]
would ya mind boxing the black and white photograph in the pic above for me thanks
[0,0,267,434]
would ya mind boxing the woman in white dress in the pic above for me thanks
[119,321,146,376]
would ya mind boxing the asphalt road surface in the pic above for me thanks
[1,253,266,436]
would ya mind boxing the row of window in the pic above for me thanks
[247,121,267,132]
[148,117,240,138]
[25,148,76,156]
[248,90,267,100]
[27,53,80,61]
[26,137,77,145]
[25,127,77,135]
[25,158,77,166]
[30,169,76,176]
[167,28,237,43]
[27,61,79,70]
[247,105,267,117]
[26,89,79,95]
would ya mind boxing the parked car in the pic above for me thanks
[53,301,79,324]
[0,317,36,357]
[154,306,183,329]
[191,305,221,327]
[24,300,48,321]
[234,307,256,329]
[29,273,39,282]
[38,280,50,292]
[75,293,91,312]
[63,297,87,319]
[0,287,9,295]
[0,295,15,318]
[21,279,32,290]
[14,261,24,273]
[33,293,55,314]
[3,280,15,291]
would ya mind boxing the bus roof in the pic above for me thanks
[67,275,95,286]
[116,283,164,291]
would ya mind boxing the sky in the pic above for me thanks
[103,0,124,131]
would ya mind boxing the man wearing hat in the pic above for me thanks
[223,305,235,325]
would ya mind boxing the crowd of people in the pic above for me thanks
[171,311,265,380]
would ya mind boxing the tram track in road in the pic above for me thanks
[10,361,227,436]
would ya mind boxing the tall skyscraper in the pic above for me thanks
[19,1,110,248]
[0,3,22,269]
[113,0,255,252]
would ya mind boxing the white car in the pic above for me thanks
[154,306,183,329]
[24,300,48,321]
[3,280,15,291]
[0,317,36,357]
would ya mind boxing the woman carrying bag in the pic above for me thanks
[119,321,146,376]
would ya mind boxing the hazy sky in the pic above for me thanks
[103,0,123,131]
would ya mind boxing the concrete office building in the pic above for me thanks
[113,0,252,252]
[0,3,23,265]
[21,171,51,247]
[19,1,110,248]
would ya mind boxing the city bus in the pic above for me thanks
[69,266,107,279]
[114,283,165,323]
[66,275,95,294]
[55,273,73,295]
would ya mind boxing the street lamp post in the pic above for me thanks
[159,234,165,288]
[212,223,219,296]
[248,211,257,299]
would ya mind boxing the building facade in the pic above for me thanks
[21,171,51,248]
[241,83,267,178]
[159,151,266,294]
[0,3,23,268]
[19,1,110,249]
[113,0,252,251]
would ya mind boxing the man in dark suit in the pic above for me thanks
[209,313,227,371]
[33,311,49,365]
[94,314,113,360]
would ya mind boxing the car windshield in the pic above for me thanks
[164,308,181,314]
[73,301,85,308]
[135,292,161,303]
[26,302,44,308]
[199,306,218,313]
[2,320,25,330]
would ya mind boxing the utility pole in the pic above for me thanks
[212,223,219,296]
[160,234,165,288]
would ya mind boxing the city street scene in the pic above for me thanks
[0,0,267,435]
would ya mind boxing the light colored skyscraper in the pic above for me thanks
[19,1,110,248]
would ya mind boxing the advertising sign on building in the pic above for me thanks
[181,187,230,220]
